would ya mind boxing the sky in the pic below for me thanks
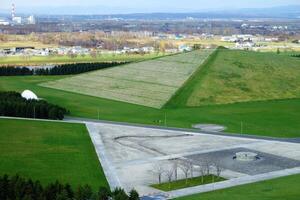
[1,0,300,14]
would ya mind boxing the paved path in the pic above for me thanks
[2,116,299,143]
[85,122,123,190]
[64,116,300,143]
[167,167,300,199]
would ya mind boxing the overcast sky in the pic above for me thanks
[1,0,300,14]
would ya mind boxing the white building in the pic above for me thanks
[178,44,192,52]
[0,19,10,25]
[12,16,22,24]
[235,42,255,49]
[27,15,36,24]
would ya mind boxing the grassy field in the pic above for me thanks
[0,41,57,49]
[174,174,300,200]
[41,49,214,108]
[152,175,225,191]
[167,48,300,107]
[0,53,164,66]
[1,76,300,138]
[0,118,108,190]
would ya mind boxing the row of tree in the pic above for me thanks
[0,62,127,76]
[34,62,127,75]
[151,158,223,188]
[0,67,33,76]
[0,91,68,120]
[291,54,300,58]
[0,174,139,200]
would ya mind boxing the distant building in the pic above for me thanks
[235,41,255,49]
[12,16,22,24]
[0,19,10,25]
[27,15,36,24]
[178,44,192,52]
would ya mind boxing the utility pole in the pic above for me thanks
[241,121,243,134]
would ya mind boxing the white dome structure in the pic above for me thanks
[21,90,38,100]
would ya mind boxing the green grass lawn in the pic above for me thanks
[174,174,300,200]
[167,48,300,107]
[0,118,108,190]
[152,175,225,191]
[0,76,300,138]
[0,53,163,66]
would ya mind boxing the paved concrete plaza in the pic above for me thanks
[82,121,300,199]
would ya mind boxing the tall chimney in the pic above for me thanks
[11,3,15,20]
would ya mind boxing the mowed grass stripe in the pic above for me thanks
[46,79,167,107]
[41,49,215,108]
[45,75,177,99]
[51,80,172,101]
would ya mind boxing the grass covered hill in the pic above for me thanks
[167,48,300,107]
[0,118,108,190]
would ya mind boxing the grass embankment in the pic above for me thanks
[174,174,300,200]
[0,118,108,190]
[0,53,163,66]
[152,175,225,191]
[1,76,300,138]
[167,49,300,107]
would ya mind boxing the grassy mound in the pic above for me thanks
[167,49,300,107]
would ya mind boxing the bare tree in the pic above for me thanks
[151,163,165,184]
[190,161,194,178]
[195,161,206,184]
[199,165,206,184]
[214,161,223,180]
[204,159,211,176]
[164,166,174,189]
[179,160,191,184]
[172,159,179,181]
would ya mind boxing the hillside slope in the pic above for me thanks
[167,49,300,107]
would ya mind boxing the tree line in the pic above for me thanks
[0,174,139,200]
[0,62,127,76]
[0,91,68,120]
[151,158,223,188]
[291,54,300,58]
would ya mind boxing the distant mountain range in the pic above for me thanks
[0,5,300,19]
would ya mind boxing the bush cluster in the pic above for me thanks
[0,91,68,120]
